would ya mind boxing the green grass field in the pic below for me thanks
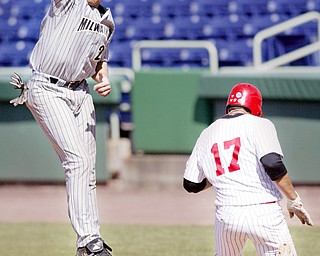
[0,223,319,255]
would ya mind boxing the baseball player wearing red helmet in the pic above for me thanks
[183,83,313,255]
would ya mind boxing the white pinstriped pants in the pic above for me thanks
[26,73,100,248]
[214,202,296,256]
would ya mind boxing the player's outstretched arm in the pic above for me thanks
[92,61,111,97]
[275,173,313,226]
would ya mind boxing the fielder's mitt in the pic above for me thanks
[9,72,28,106]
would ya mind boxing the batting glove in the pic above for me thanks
[287,192,313,226]
[10,72,28,106]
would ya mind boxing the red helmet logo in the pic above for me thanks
[226,83,263,117]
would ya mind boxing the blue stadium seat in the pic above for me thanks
[230,0,269,15]
[306,0,320,12]
[110,0,154,18]
[215,39,253,66]
[283,20,318,37]
[0,17,21,41]
[0,40,33,66]
[151,0,191,18]
[10,1,47,20]
[0,42,15,66]
[0,1,12,19]
[275,35,314,66]
[14,40,35,66]
[177,48,210,67]
[267,0,307,16]
[102,0,117,10]
[202,14,247,40]
[242,14,289,37]
[166,15,206,40]
[141,48,171,66]
[131,16,167,40]
[197,0,230,17]
[112,16,136,41]
[109,41,132,67]
[16,18,41,41]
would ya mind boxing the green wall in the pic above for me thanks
[0,71,122,182]
[132,70,320,183]
[132,70,208,153]
[1,68,320,183]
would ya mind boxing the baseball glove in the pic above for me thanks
[287,193,313,226]
[9,72,28,106]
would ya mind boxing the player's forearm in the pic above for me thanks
[274,173,297,200]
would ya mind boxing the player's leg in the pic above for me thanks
[214,206,247,256]
[74,90,101,245]
[27,80,99,247]
[247,203,297,256]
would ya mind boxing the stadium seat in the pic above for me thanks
[275,35,314,66]
[112,16,136,41]
[202,14,247,40]
[0,43,13,66]
[0,39,35,66]
[166,15,206,40]
[10,1,47,20]
[16,18,41,41]
[215,38,253,66]
[231,0,269,15]
[267,0,307,16]
[110,0,154,19]
[109,41,133,67]
[0,17,21,41]
[197,0,231,17]
[177,48,210,67]
[242,14,289,37]
[283,20,318,37]
[0,0,12,19]
[151,0,191,18]
[14,40,35,66]
[130,16,167,40]
[306,0,320,12]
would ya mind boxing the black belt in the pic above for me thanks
[49,77,83,90]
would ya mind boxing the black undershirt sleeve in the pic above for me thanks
[260,152,288,181]
[183,178,207,193]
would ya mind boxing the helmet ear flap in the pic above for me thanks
[226,83,263,117]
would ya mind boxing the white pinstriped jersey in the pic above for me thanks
[29,0,114,81]
[184,114,284,206]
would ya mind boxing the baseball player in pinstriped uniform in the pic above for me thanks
[183,83,313,256]
[10,0,114,255]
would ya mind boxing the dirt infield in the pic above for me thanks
[0,183,319,226]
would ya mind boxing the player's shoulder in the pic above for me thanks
[246,115,276,132]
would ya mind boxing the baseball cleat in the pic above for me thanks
[76,238,112,256]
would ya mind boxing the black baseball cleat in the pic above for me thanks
[76,238,112,256]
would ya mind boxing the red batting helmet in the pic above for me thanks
[226,83,263,117]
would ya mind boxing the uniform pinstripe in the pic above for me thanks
[184,114,296,255]
[25,0,114,249]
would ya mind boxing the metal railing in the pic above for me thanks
[132,40,219,73]
[253,11,320,70]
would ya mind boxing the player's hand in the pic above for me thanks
[287,193,313,226]
[93,78,111,97]
[9,72,28,106]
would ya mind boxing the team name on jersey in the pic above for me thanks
[77,17,108,34]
